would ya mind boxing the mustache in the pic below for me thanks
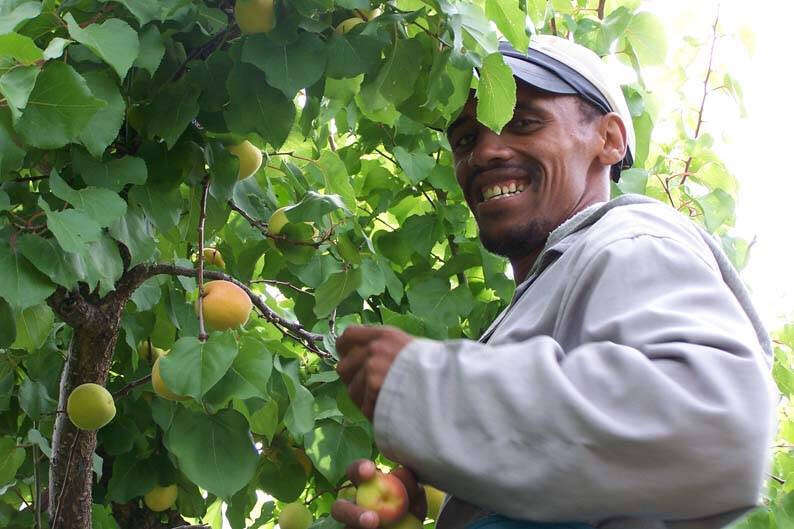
[467,162,542,199]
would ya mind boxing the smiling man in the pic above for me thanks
[332,36,775,529]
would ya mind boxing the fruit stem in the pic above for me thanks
[196,173,211,342]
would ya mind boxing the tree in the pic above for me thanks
[0,0,783,528]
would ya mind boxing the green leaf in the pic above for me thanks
[74,234,124,296]
[15,62,105,149]
[275,357,317,438]
[65,14,139,79]
[407,277,474,327]
[26,428,51,458]
[476,52,516,134]
[42,37,72,60]
[0,437,25,486]
[485,0,529,52]
[165,407,258,498]
[314,268,362,318]
[305,420,371,485]
[255,443,307,502]
[128,183,182,232]
[624,12,667,66]
[381,306,425,336]
[104,0,186,26]
[0,33,42,65]
[40,198,103,254]
[18,378,56,420]
[696,188,735,233]
[369,37,424,105]
[310,151,357,212]
[242,32,327,99]
[106,452,158,502]
[109,205,157,267]
[160,333,239,400]
[393,146,434,185]
[204,336,273,407]
[283,192,349,223]
[50,170,127,227]
[0,108,24,176]
[356,258,386,299]
[144,78,200,149]
[77,70,126,157]
[0,65,39,121]
[0,239,55,311]
[92,504,121,529]
[0,298,15,347]
[0,2,41,34]
[617,168,647,195]
[73,151,148,192]
[326,33,383,79]
[133,25,165,77]
[224,62,295,149]
[12,303,53,351]
[249,399,279,442]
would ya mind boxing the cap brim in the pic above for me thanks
[502,56,578,95]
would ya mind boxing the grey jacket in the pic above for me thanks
[372,195,776,529]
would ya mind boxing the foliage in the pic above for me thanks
[0,0,784,528]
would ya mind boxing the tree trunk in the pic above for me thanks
[48,303,124,529]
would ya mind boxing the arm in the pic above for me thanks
[372,234,775,522]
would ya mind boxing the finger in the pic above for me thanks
[390,467,428,520]
[331,500,379,529]
[346,459,377,484]
[336,325,387,355]
[337,347,368,383]
[347,370,367,411]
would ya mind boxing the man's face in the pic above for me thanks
[447,83,603,258]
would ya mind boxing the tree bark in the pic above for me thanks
[48,299,125,529]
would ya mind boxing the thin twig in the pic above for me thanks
[196,174,211,341]
[53,430,81,529]
[682,6,720,185]
[228,201,335,247]
[33,421,41,529]
[112,375,153,398]
[250,279,310,294]
[769,473,785,485]
[597,0,606,19]
[375,148,398,166]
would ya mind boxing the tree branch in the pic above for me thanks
[52,430,81,529]
[597,0,606,19]
[113,375,153,399]
[682,6,719,185]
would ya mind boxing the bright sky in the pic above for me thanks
[645,0,794,330]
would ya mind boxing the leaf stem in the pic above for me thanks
[197,173,211,342]
[112,374,153,398]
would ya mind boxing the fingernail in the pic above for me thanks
[359,512,377,527]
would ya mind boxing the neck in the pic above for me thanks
[510,251,541,284]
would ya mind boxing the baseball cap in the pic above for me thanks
[498,35,635,181]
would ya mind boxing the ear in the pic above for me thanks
[596,113,627,167]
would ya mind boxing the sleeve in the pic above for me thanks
[372,233,776,523]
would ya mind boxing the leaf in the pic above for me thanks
[283,192,349,223]
[12,303,53,351]
[0,298,15,347]
[0,239,55,311]
[144,78,200,149]
[255,443,307,502]
[407,277,474,327]
[326,33,383,79]
[274,357,317,438]
[39,198,103,254]
[242,32,327,99]
[92,504,121,529]
[369,37,424,105]
[304,420,371,485]
[49,170,127,227]
[128,183,182,232]
[0,65,39,121]
[133,25,165,77]
[165,407,258,498]
[0,33,42,65]
[249,399,279,442]
[308,151,357,212]
[106,0,187,26]
[0,437,25,486]
[65,14,139,79]
[15,62,106,149]
[0,1,41,34]
[109,205,156,267]
[159,333,239,400]
[624,12,667,66]
[42,37,72,60]
[106,452,158,502]
[224,62,295,149]
[393,146,434,185]
[356,258,386,299]
[617,168,647,195]
[74,234,124,296]
[476,52,516,134]
[314,268,362,318]
[73,151,148,192]
[696,188,735,233]
[18,378,56,420]
[203,336,273,407]
[485,0,529,52]
[77,70,126,157]
[0,108,24,176]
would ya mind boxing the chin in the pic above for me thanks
[479,220,550,258]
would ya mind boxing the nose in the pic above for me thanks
[468,126,513,170]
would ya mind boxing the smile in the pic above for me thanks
[479,180,528,203]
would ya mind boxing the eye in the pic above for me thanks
[451,130,476,151]
[508,117,541,131]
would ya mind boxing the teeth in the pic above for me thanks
[517,183,525,191]
[509,182,516,192]
[481,182,527,202]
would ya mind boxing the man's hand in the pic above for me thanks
[332,460,427,529]
[336,325,414,420]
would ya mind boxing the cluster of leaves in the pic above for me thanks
[0,0,783,528]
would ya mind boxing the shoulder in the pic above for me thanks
[573,198,720,272]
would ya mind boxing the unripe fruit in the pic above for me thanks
[424,485,445,520]
[384,513,423,529]
[234,0,275,35]
[335,17,364,35]
[195,280,253,331]
[67,383,116,430]
[227,140,263,180]
[137,341,167,363]
[269,206,290,235]
[144,484,178,512]
[356,472,409,525]
[279,502,313,529]
[151,356,190,401]
[203,247,226,269]
[338,484,357,502]
[293,448,313,477]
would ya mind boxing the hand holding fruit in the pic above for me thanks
[331,460,426,529]
[336,325,414,420]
